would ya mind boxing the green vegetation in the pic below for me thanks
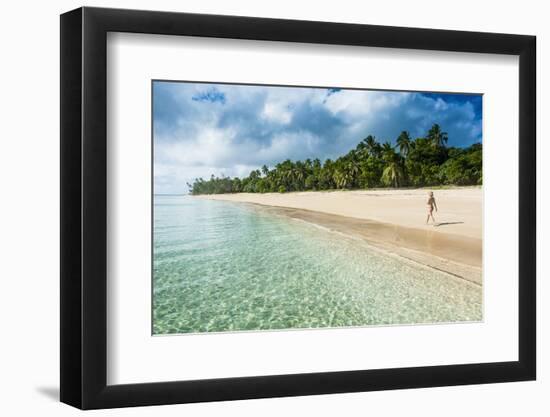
[188,123,482,195]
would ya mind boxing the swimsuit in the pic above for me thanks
[427,198,434,213]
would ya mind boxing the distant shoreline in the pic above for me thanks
[195,187,483,284]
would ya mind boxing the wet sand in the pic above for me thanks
[196,188,482,284]
[259,205,481,284]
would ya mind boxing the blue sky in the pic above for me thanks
[153,81,482,194]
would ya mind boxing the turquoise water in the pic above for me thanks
[153,195,482,334]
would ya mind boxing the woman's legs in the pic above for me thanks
[426,208,435,224]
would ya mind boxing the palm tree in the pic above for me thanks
[427,123,448,148]
[381,141,396,162]
[313,158,322,171]
[333,168,354,189]
[293,161,306,187]
[333,170,345,189]
[364,135,380,157]
[248,169,261,180]
[347,160,359,178]
[381,161,405,188]
[261,165,269,176]
[283,167,294,185]
[396,131,411,157]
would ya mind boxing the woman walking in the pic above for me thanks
[426,191,438,225]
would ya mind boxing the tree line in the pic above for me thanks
[188,123,482,195]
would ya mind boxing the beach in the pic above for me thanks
[195,187,483,284]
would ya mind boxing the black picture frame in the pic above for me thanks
[60,6,536,410]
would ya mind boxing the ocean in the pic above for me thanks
[153,195,482,334]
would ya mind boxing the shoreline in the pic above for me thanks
[194,188,483,284]
[195,187,482,239]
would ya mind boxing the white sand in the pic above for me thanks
[196,187,482,240]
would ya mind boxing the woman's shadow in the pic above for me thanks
[434,221,464,227]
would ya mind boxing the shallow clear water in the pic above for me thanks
[153,195,482,334]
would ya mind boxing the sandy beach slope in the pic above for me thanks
[197,188,481,239]
[196,187,482,284]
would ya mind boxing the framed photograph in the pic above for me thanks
[60,7,536,409]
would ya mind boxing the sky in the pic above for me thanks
[153,81,482,194]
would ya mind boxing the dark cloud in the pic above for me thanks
[191,87,227,104]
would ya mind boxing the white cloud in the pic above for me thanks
[261,101,292,124]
